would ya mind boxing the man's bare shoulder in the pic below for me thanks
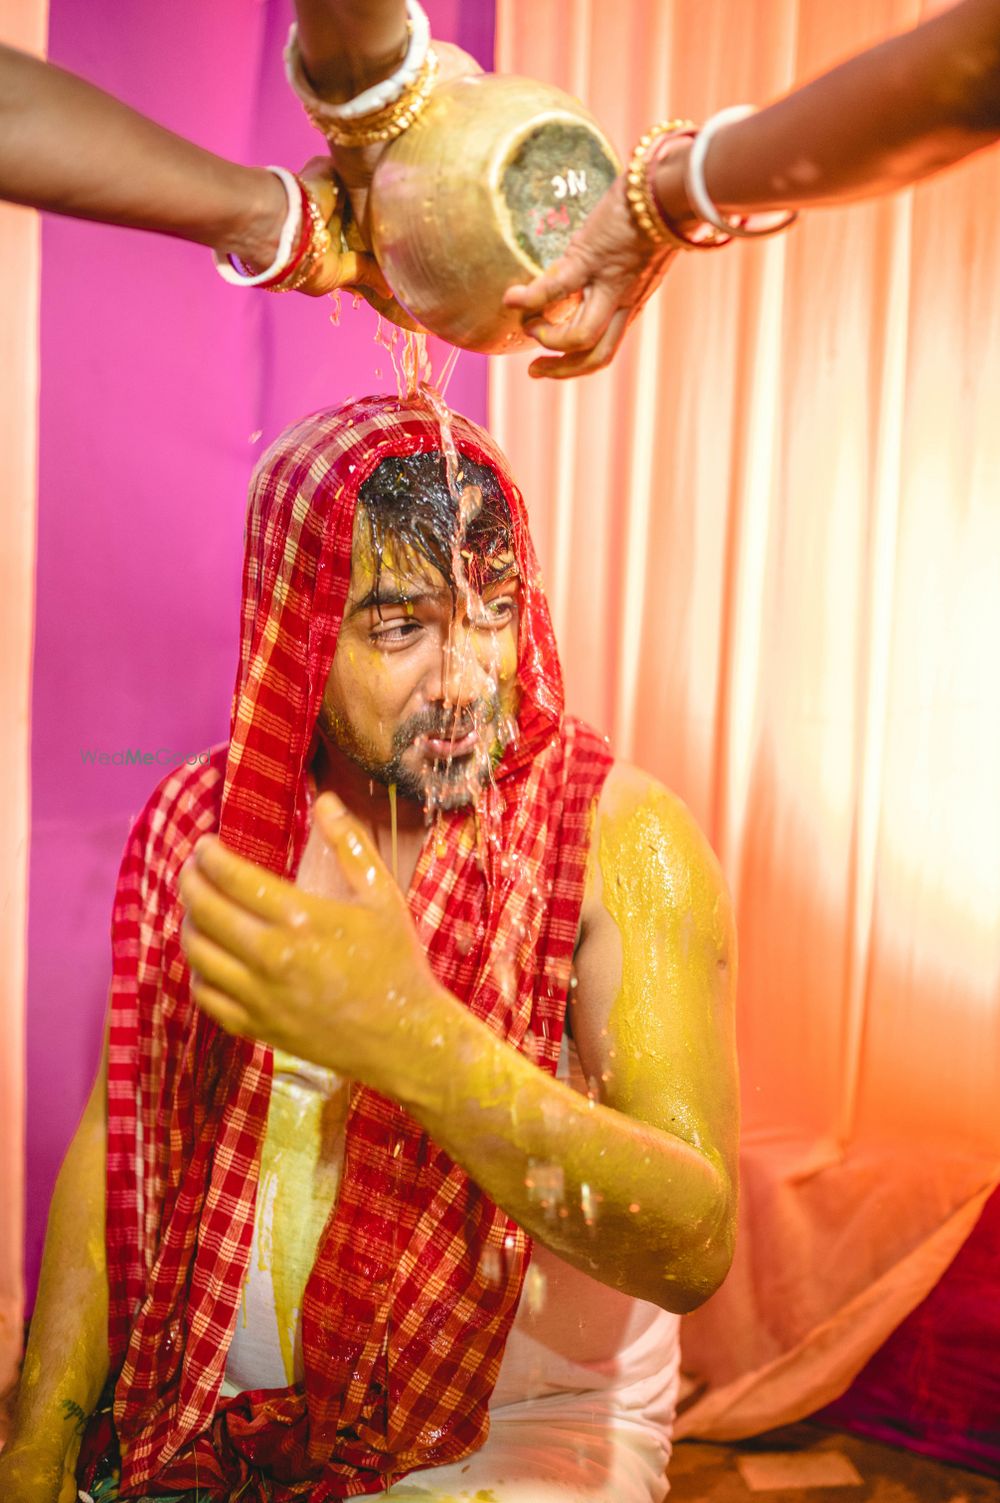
[582,759,732,935]
[570,761,738,1183]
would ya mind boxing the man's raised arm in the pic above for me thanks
[180,769,739,1315]
[397,764,739,1312]
[0,1039,109,1503]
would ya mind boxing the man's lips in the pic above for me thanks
[415,729,481,759]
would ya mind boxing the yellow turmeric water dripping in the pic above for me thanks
[257,1061,348,1385]
[388,781,399,885]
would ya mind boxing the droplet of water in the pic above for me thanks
[479,1246,503,1284]
[526,1160,565,1215]
[523,1261,547,1314]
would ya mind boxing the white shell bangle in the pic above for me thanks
[285,0,430,125]
[211,166,303,288]
[685,105,798,240]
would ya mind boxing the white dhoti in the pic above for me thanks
[225,1039,681,1502]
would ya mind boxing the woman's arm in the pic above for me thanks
[655,0,1000,224]
[294,0,408,102]
[0,43,285,267]
[288,1,479,240]
[506,0,1000,378]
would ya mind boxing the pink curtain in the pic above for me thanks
[0,0,48,1401]
[493,0,1000,1438]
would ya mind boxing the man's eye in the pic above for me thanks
[370,620,422,645]
[478,597,514,627]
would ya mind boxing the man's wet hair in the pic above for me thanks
[356,452,514,598]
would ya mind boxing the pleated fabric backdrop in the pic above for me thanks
[493,0,1000,1440]
[0,0,47,1403]
[6,0,1000,1452]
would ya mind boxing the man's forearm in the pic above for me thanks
[0,44,284,265]
[394,992,734,1314]
[6,1099,109,1470]
[294,0,408,101]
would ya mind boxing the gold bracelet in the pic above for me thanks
[625,119,699,249]
[266,182,334,294]
[311,47,439,149]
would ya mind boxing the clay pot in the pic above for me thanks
[369,73,620,353]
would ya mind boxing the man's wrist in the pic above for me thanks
[380,978,476,1115]
[5,1371,102,1469]
[0,1425,80,1473]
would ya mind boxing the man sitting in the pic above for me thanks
[2,394,738,1502]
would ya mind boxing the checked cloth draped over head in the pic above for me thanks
[95,393,612,1500]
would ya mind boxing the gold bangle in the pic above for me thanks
[625,119,698,249]
[311,47,439,149]
[265,182,334,294]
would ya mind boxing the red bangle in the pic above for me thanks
[239,176,315,288]
[648,132,734,250]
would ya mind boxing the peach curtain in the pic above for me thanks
[493,0,1000,1438]
[0,0,47,1400]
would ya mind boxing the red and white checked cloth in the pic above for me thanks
[101,395,612,1499]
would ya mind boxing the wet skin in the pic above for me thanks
[2,531,740,1496]
[316,523,521,859]
[179,519,739,1313]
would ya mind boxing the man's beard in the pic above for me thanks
[321,694,510,811]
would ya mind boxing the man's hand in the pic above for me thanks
[179,794,448,1090]
[503,173,676,379]
[0,1441,80,1503]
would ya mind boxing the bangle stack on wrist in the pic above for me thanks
[624,121,698,250]
[263,180,334,293]
[684,105,798,240]
[285,0,437,149]
[626,104,798,252]
[315,48,439,148]
[212,167,333,293]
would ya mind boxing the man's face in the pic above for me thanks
[319,514,520,810]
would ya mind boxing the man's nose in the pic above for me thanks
[438,624,492,710]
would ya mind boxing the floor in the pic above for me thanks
[669,1424,999,1503]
